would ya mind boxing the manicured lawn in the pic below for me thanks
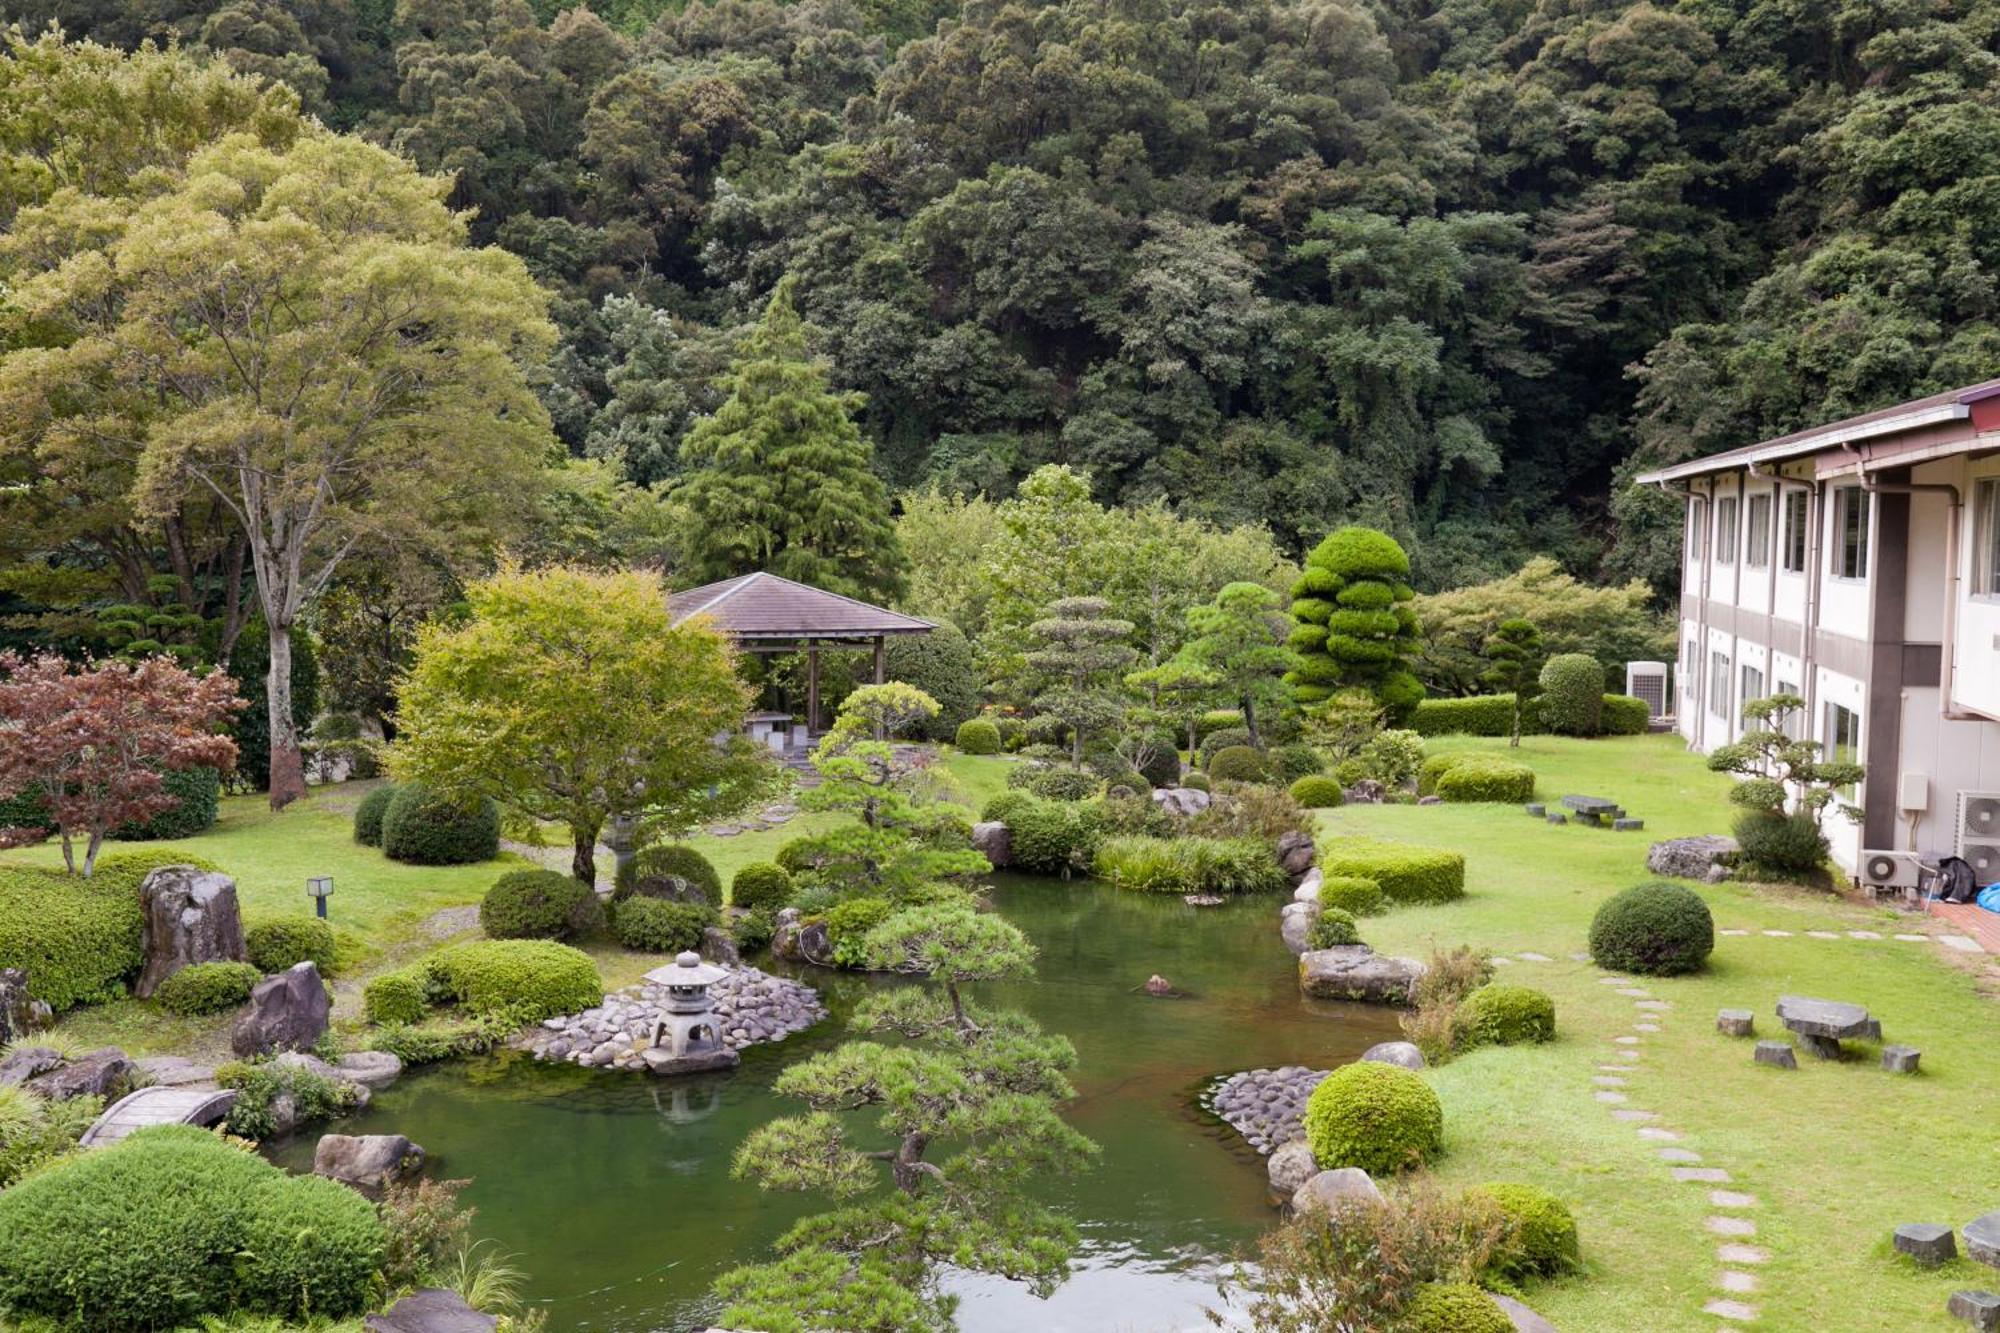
[1331,733,1998,1331]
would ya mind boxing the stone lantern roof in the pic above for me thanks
[643,951,730,989]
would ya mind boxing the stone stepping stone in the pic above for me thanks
[1598,976,1633,985]
[1611,1108,1659,1122]
[1517,951,1553,962]
[1718,1270,1760,1294]
[1848,930,1883,940]
[1636,999,1671,1010]
[1635,1022,1662,1032]
[1612,1047,1641,1060]
[1762,929,1794,937]
[1617,987,1652,997]
[1492,956,1515,966]
[1676,1166,1731,1182]
[1704,1297,1759,1323]
[1718,1243,1770,1265]
[1705,1215,1757,1236]
[1599,1063,1633,1073]
[1806,930,1842,939]
[1639,1127,1682,1142]
[1711,1190,1758,1208]
[1569,951,1591,961]
[1658,1147,1702,1162]
[1894,933,1928,942]
[1942,935,1983,953]
[1595,1090,1628,1103]
[1593,1075,1628,1087]
[1720,928,1751,936]
[1615,1035,1641,1045]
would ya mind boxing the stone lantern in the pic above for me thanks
[640,952,740,1076]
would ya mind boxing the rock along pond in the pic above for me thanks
[275,876,1401,1331]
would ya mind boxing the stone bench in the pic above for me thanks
[1883,1045,1921,1074]
[1895,1223,1957,1266]
[1717,1009,1755,1037]
[1949,1291,2000,1331]
[1753,1040,1797,1069]
[1614,817,1644,831]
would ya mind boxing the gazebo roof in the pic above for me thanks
[667,571,934,641]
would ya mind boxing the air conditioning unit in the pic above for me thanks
[1958,791,2000,886]
[1625,661,1669,718]
[1859,849,1923,890]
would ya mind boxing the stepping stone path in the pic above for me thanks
[1584,962,1774,1326]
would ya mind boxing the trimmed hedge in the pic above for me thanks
[425,939,601,1019]
[0,1123,384,1329]
[353,783,398,846]
[615,843,723,903]
[1410,694,1531,738]
[1306,906,1360,948]
[1317,875,1386,916]
[154,961,261,1016]
[1538,653,1605,735]
[1301,1061,1443,1175]
[1007,796,1104,877]
[0,853,227,1009]
[1197,726,1253,767]
[362,969,428,1025]
[1179,771,1211,793]
[1436,758,1536,803]
[1315,841,1465,904]
[611,898,717,953]
[111,765,222,841]
[245,917,337,974]
[1600,693,1650,735]
[1290,775,1345,808]
[380,783,499,866]
[1589,881,1714,976]
[1208,745,1269,783]
[955,718,1002,754]
[1400,1283,1513,1333]
[1456,984,1556,1047]
[481,869,603,941]
[731,861,795,911]
[1473,1182,1581,1280]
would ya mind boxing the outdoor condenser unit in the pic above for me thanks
[1958,791,2000,887]
[1859,849,1923,890]
[1625,662,1669,718]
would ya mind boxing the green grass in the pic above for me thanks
[1334,733,1996,1331]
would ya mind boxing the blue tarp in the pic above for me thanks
[1977,884,2000,914]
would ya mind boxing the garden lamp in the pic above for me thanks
[307,875,333,919]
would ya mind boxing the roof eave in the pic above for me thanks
[1633,402,1971,486]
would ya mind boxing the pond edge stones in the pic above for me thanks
[522,964,825,1072]
[1208,1066,1326,1154]
[1298,945,1423,1004]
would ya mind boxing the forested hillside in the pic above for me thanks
[5,0,1998,597]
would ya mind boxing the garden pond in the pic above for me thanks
[274,876,1401,1331]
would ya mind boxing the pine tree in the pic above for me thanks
[1479,617,1544,748]
[1285,527,1425,721]
[1180,581,1295,747]
[676,279,906,599]
[1025,597,1138,767]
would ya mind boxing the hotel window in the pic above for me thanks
[1832,485,1869,579]
[1683,640,1698,702]
[1781,490,1808,573]
[1715,496,1738,565]
[1975,478,2000,598]
[1741,665,1764,716]
[1710,650,1731,721]
[1688,500,1707,563]
[1776,680,1800,737]
[1745,494,1771,569]
[1824,701,1862,799]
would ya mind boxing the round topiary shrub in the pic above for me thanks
[1007,796,1104,877]
[1198,726,1253,767]
[352,783,399,847]
[0,1123,384,1329]
[615,843,722,903]
[380,783,499,866]
[1317,875,1385,916]
[1306,906,1361,949]
[1537,653,1606,736]
[362,969,427,1025]
[1436,758,1536,803]
[611,898,718,953]
[154,961,262,1016]
[245,917,337,974]
[1209,745,1269,783]
[480,869,603,941]
[1272,743,1322,780]
[1732,808,1827,878]
[1471,1181,1581,1280]
[1599,693,1650,736]
[112,765,222,840]
[732,862,795,912]
[423,939,602,1020]
[955,718,1002,755]
[1134,731,1184,789]
[1456,984,1557,1048]
[1589,881,1715,976]
[1399,1282,1514,1333]
[1290,774,1345,808]
[1180,771,1211,793]
[1301,1060,1444,1175]
[774,836,820,877]
[1008,765,1102,801]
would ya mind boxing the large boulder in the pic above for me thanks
[0,968,50,1047]
[1267,1140,1318,1197]
[231,961,331,1058]
[135,866,247,999]
[0,1045,64,1087]
[1280,901,1320,956]
[1646,835,1739,880]
[314,1133,426,1191]
[770,909,833,967]
[1360,1040,1426,1071]
[365,1289,496,1333]
[702,926,742,967]
[972,821,1013,869]
[1298,945,1424,1004]
[1151,787,1212,818]
[334,1050,404,1092]
[1292,868,1324,904]
[1290,1167,1385,1216]
[1276,830,1317,885]
[26,1047,133,1101]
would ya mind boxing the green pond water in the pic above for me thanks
[277,877,1400,1331]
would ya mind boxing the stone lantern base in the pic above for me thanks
[641,1047,741,1077]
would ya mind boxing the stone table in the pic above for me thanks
[1775,995,1875,1059]
[1561,794,1625,827]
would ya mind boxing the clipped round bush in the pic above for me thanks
[112,765,222,840]
[732,861,795,911]
[1456,984,1557,1047]
[1316,841,1465,904]
[1599,693,1650,735]
[774,836,819,876]
[480,869,603,941]
[1306,906,1361,949]
[1301,1061,1443,1175]
[424,939,602,1019]
[980,790,1036,824]
[1290,774,1346,808]
[1007,765,1102,801]
[0,1123,384,1329]
[362,969,427,1025]
[1538,653,1606,736]
[1007,796,1104,876]
[245,917,337,974]
[1436,758,1536,803]
[994,715,1027,751]
[0,864,145,1011]
[1589,881,1715,976]
[1317,874,1386,916]
[1180,771,1211,793]
[380,783,499,866]
[1209,745,1269,783]
[611,898,717,953]
[615,843,722,903]
[154,961,261,1016]
[1732,808,1827,878]
[1198,726,1253,767]
[1271,743,1322,781]
[883,621,980,740]
[1472,1182,1581,1280]
[955,718,1002,754]
[352,782,399,847]
[1134,731,1184,789]
[1399,1282,1514,1333]
[732,907,776,953]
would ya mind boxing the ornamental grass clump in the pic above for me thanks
[1399,944,1495,1065]
[1301,1061,1444,1175]
[1589,881,1714,976]
[1092,834,1286,895]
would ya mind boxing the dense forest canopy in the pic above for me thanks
[5,0,1998,605]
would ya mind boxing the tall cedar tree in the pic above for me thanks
[0,653,244,874]
[1025,597,1138,767]
[676,279,906,600]
[1480,618,1544,747]
[1179,581,1295,747]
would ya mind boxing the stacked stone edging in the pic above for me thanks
[521,966,824,1071]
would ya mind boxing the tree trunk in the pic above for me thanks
[890,1131,934,1195]
[572,822,600,889]
[1242,692,1260,748]
[265,620,307,810]
[83,830,103,877]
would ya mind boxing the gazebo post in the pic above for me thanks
[806,636,819,735]
[873,635,886,685]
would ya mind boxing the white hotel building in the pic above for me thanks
[1636,379,2000,887]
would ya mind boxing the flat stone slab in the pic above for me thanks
[1676,1167,1732,1183]
[1942,935,1984,953]
[1754,1040,1798,1069]
[1718,1270,1759,1294]
[1950,1291,2000,1331]
[1516,951,1552,962]
[1639,1127,1681,1141]
[1711,1190,1758,1208]
[1895,1222,1958,1266]
[1525,803,1545,817]
[1658,1147,1701,1162]
[1545,813,1567,825]
[1610,1108,1658,1122]
[1613,818,1644,831]
[1562,794,1620,814]
[1718,1243,1770,1264]
[1705,1214,1757,1236]
[1594,1090,1627,1103]
[1490,1293,1558,1333]
[1704,1297,1758,1322]
[1966,1212,2000,1268]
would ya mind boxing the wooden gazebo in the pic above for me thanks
[667,572,935,734]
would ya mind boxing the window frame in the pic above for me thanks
[1781,489,1808,574]
[1688,499,1708,565]
[1823,701,1862,800]
[1831,485,1870,580]
[1709,649,1732,722]
[1745,493,1772,569]
[1715,495,1738,566]
[1974,477,2000,600]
